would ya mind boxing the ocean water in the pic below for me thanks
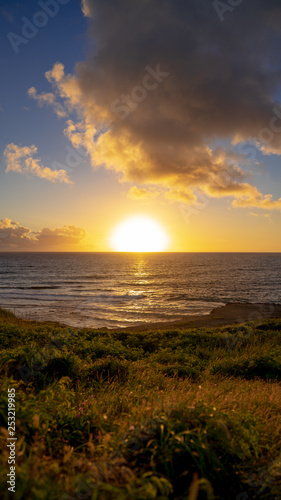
[0,252,280,328]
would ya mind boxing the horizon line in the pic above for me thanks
[0,251,281,254]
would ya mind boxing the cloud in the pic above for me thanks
[29,0,281,209]
[28,87,67,118]
[81,0,91,17]
[232,186,281,210]
[35,225,87,248]
[0,219,33,249]
[0,219,87,250]
[4,143,72,184]
[127,186,159,200]
[164,189,198,204]
[250,212,273,222]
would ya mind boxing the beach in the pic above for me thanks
[1,252,281,329]
[126,302,281,331]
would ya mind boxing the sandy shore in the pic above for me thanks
[2,302,281,331]
[123,302,281,331]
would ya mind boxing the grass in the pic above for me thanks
[0,307,281,499]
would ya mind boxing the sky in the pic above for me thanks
[1,0,281,252]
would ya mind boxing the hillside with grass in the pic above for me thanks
[0,307,281,500]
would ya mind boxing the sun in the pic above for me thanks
[109,216,169,252]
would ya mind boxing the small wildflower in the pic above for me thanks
[77,413,81,418]
[82,402,86,405]
[79,407,83,411]
[103,414,108,420]
[129,425,135,431]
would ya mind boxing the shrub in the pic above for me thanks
[212,354,281,380]
[86,357,130,383]
[161,364,201,380]
[122,403,259,499]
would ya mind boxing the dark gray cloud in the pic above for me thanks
[34,0,281,207]
[79,0,281,144]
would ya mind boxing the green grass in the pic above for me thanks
[0,308,281,499]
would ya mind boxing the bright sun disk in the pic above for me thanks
[110,216,169,252]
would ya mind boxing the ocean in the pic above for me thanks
[0,252,280,328]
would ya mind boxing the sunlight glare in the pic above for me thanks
[110,216,169,252]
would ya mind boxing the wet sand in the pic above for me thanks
[123,303,281,331]
[3,302,281,332]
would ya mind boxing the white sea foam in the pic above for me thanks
[0,252,280,328]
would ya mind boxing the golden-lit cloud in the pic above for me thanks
[0,219,87,250]
[27,0,281,210]
[35,225,87,248]
[127,186,159,200]
[250,212,273,222]
[232,186,281,210]
[4,143,72,184]
[81,0,91,17]
[0,219,33,249]
[45,63,82,109]
[164,189,197,204]
[206,181,281,210]
[28,86,67,118]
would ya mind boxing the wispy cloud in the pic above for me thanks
[232,186,281,210]
[81,0,91,17]
[127,186,159,200]
[4,143,72,184]
[250,212,273,222]
[28,86,67,118]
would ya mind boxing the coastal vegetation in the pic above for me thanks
[0,307,281,499]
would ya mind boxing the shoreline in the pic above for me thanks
[122,302,281,331]
[1,302,281,331]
